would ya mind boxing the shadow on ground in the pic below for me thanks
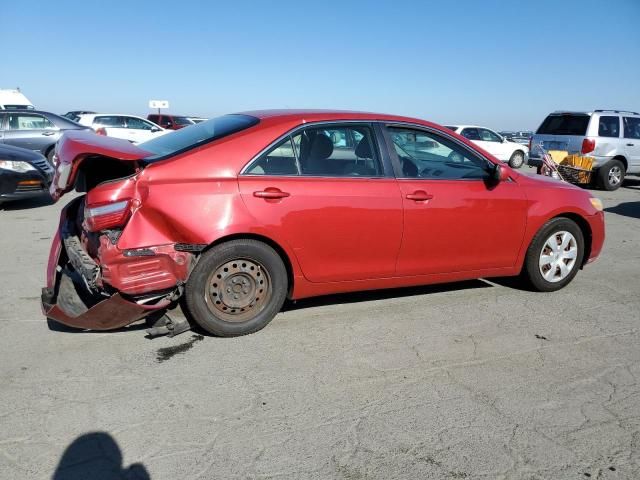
[1,194,54,210]
[605,201,640,220]
[52,432,150,480]
[622,177,640,191]
[283,279,492,312]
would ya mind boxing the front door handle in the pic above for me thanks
[627,143,635,147]
[406,190,433,201]
[42,131,56,136]
[254,188,290,199]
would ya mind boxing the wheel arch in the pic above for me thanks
[611,155,628,171]
[202,233,295,297]
[552,213,592,267]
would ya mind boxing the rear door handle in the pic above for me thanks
[627,143,634,147]
[253,188,290,199]
[406,190,433,201]
[42,131,56,136]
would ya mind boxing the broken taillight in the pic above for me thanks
[84,199,132,232]
[581,138,596,154]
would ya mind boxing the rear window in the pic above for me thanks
[536,114,590,135]
[140,114,259,161]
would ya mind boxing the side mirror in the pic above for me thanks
[151,126,161,132]
[492,164,510,182]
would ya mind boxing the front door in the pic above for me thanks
[239,123,403,282]
[383,125,527,275]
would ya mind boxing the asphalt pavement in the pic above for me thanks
[1,168,639,479]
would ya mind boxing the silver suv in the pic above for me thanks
[529,110,640,190]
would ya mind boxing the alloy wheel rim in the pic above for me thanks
[205,258,271,322]
[609,166,622,185]
[538,231,578,283]
[512,152,524,167]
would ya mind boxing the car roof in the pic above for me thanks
[238,109,444,130]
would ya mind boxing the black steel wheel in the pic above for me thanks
[184,239,287,336]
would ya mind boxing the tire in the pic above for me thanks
[508,150,525,169]
[597,159,625,191]
[46,147,55,166]
[521,217,584,292]
[183,239,288,336]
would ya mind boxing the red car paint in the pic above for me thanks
[43,110,605,330]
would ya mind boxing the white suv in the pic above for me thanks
[529,110,640,190]
[76,114,169,144]
[445,125,528,168]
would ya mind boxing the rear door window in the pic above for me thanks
[536,114,590,135]
[460,128,481,140]
[244,124,382,177]
[598,116,620,137]
[623,117,640,139]
[7,113,55,130]
[93,116,125,128]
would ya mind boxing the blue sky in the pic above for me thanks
[3,0,639,130]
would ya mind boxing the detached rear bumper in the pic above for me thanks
[42,197,188,331]
[41,277,159,330]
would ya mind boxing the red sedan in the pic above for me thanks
[43,110,605,336]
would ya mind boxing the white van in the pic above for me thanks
[0,89,35,110]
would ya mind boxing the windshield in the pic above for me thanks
[140,114,259,160]
[537,114,590,135]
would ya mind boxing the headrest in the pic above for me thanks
[355,137,372,158]
[309,133,333,160]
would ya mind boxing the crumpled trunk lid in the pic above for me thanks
[50,130,151,200]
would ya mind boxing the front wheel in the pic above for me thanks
[508,150,525,169]
[521,218,584,292]
[597,160,625,191]
[183,239,288,336]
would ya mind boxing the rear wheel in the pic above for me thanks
[597,159,625,191]
[183,239,288,336]
[508,150,525,169]
[521,218,584,292]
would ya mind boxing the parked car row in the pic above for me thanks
[500,131,533,145]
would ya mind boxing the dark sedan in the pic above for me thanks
[0,144,54,203]
[0,110,90,163]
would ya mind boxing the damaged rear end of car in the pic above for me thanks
[42,131,194,330]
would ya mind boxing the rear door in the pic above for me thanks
[2,112,58,153]
[623,116,640,170]
[239,122,403,282]
[383,124,527,275]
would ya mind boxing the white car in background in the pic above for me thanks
[445,125,528,168]
[76,114,169,144]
